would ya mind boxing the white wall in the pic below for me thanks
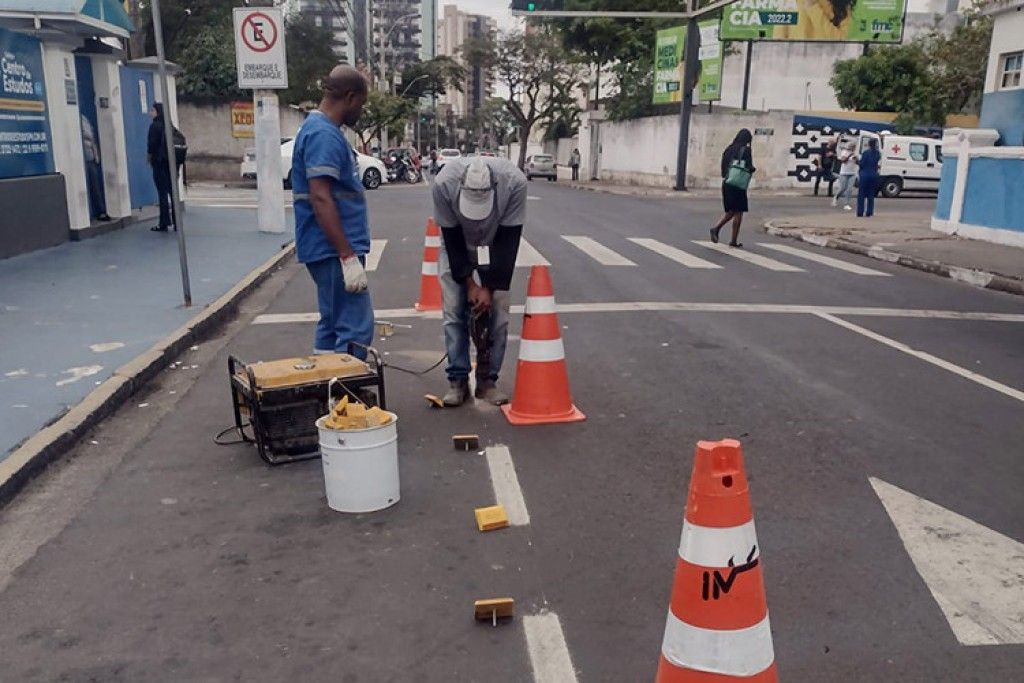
[90,57,132,219]
[984,7,1024,93]
[41,42,89,231]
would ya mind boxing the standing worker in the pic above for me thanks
[291,66,373,358]
[832,140,858,210]
[856,138,881,218]
[147,103,175,232]
[432,156,527,407]
[569,147,581,181]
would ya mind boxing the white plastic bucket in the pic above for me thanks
[315,413,399,513]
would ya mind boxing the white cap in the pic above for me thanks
[458,158,495,222]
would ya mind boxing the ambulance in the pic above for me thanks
[839,132,944,198]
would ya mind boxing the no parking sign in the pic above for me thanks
[233,7,288,89]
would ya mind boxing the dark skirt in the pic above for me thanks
[722,181,748,213]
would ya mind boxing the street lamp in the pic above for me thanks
[378,11,420,93]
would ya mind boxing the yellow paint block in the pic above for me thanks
[475,505,509,532]
[474,598,514,621]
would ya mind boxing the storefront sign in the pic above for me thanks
[231,101,255,138]
[233,7,288,89]
[720,0,907,43]
[0,28,54,179]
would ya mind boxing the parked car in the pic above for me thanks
[525,154,557,181]
[847,133,942,198]
[240,139,388,190]
[433,148,462,173]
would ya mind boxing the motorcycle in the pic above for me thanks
[385,152,422,184]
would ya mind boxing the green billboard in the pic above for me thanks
[720,0,908,43]
[652,21,722,106]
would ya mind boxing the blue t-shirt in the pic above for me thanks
[858,148,881,177]
[291,111,370,263]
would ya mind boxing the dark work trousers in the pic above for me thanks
[857,174,878,217]
[152,162,176,229]
[813,170,834,197]
[571,164,579,181]
[85,160,107,218]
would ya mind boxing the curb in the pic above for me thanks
[566,183,803,199]
[763,221,1024,297]
[0,242,296,508]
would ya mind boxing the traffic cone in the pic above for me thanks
[415,218,442,311]
[656,439,777,682]
[501,266,585,425]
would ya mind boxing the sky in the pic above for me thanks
[439,1,519,30]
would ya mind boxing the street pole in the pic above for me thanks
[150,0,191,307]
[741,40,753,111]
[254,89,285,234]
[673,13,700,192]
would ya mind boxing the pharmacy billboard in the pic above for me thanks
[652,20,722,106]
[720,0,907,43]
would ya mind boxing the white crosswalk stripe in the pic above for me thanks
[692,240,805,272]
[561,236,637,266]
[757,242,892,276]
[628,238,722,269]
[366,239,387,272]
[516,238,551,267]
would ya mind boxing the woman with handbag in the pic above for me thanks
[711,128,756,247]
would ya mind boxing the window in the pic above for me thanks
[936,146,943,163]
[909,143,928,162]
[1001,51,1022,89]
[314,15,322,27]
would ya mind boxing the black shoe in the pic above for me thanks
[97,213,111,222]
[151,225,168,232]
[728,241,743,248]
[710,227,721,244]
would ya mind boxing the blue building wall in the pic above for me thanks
[119,67,157,209]
[960,157,1024,232]
[979,90,1024,147]
[934,155,957,220]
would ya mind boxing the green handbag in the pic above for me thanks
[725,157,752,190]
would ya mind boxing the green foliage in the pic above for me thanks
[830,45,929,113]
[175,24,245,101]
[399,56,467,100]
[351,91,416,151]
[280,14,337,106]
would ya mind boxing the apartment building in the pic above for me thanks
[437,4,496,118]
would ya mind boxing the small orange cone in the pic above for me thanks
[501,266,585,425]
[415,218,442,311]
[656,439,777,682]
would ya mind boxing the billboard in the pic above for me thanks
[720,0,907,43]
[653,20,722,106]
[0,28,54,179]
[231,101,255,138]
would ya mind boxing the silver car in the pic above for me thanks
[526,154,557,182]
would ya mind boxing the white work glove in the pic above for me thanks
[340,255,368,293]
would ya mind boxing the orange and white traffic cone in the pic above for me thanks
[501,265,585,426]
[415,218,442,311]
[656,439,777,682]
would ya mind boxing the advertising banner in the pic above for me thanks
[720,0,907,43]
[0,28,54,179]
[653,20,722,105]
[231,101,255,138]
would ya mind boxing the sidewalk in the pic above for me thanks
[764,209,1024,296]
[0,204,294,467]
[563,179,802,199]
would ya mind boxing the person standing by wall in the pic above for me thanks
[432,156,526,407]
[710,128,755,248]
[147,103,176,232]
[813,140,836,197]
[569,147,581,181]
[291,66,373,358]
[80,114,110,222]
[856,138,881,218]
[832,141,858,210]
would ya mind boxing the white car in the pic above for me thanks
[846,132,943,198]
[240,138,388,190]
[432,148,461,173]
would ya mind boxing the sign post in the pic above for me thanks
[233,7,288,235]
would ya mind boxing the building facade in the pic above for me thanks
[372,0,422,89]
[295,0,357,66]
[437,4,495,118]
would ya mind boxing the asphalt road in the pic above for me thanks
[0,182,1021,682]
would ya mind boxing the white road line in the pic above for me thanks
[758,242,891,276]
[815,312,1024,403]
[524,611,579,683]
[561,236,637,266]
[252,303,1024,325]
[517,238,550,267]
[692,241,805,272]
[366,239,387,272]
[484,445,529,526]
[628,238,721,269]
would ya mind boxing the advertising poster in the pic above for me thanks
[720,0,907,43]
[0,28,54,179]
[653,21,722,106]
[231,101,255,138]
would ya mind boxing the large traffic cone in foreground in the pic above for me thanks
[415,218,442,311]
[501,266,585,425]
[656,439,777,682]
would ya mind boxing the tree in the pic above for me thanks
[280,14,337,107]
[464,29,583,169]
[175,24,245,101]
[351,91,416,152]
[399,56,466,101]
[830,45,929,114]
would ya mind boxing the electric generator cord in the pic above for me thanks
[383,353,447,376]
[214,423,250,446]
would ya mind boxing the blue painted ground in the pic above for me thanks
[0,205,291,461]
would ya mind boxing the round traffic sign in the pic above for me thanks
[241,12,278,53]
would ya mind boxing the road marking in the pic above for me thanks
[692,241,805,272]
[517,238,550,267]
[815,312,1024,403]
[252,303,1024,325]
[870,478,1024,645]
[561,236,636,266]
[524,611,579,683]
[484,445,529,526]
[758,242,891,276]
[366,239,387,272]
[628,238,721,269]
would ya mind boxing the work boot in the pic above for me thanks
[474,381,509,406]
[442,379,470,407]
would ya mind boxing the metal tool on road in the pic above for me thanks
[470,307,492,383]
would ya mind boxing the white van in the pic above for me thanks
[846,133,943,198]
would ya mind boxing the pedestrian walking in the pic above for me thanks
[147,103,177,232]
[711,128,755,248]
[569,147,581,181]
[432,156,527,407]
[813,140,836,197]
[857,138,881,218]
[291,65,373,358]
[832,141,858,210]
[80,114,110,222]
